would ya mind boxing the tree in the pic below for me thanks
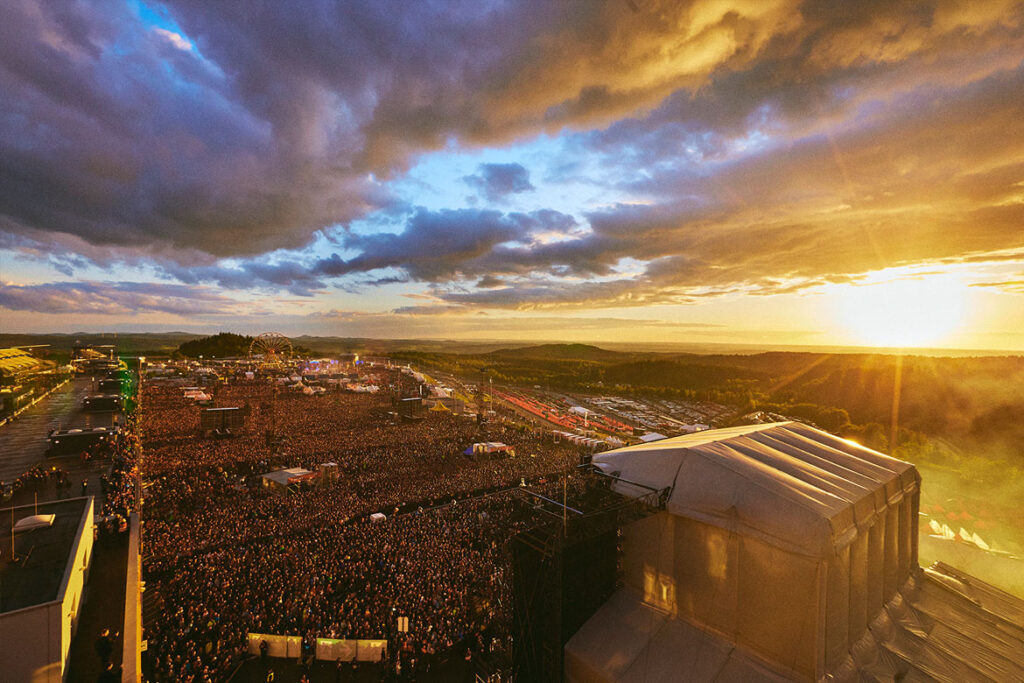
[177,332,253,358]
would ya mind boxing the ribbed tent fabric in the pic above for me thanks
[569,422,942,681]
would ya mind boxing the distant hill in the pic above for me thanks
[603,359,767,387]
[292,336,536,356]
[488,343,632,362]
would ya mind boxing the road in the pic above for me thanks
[1,376,121,507]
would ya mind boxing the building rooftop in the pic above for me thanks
[0,497,91,613]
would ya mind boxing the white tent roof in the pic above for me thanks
[639,432,666,442]
[592,422,918,557]
[574,424,1024,683]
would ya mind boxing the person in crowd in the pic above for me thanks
[95,628,115,665]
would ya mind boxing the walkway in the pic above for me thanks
[1,376,121,510]
[64,532,130,682]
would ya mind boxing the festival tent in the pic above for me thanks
[472,442,515,456]
[261,467,315,493]
[638,432,666,442]
[572,422,923,681]
[679,423,709,434]
[570,421,1024,682]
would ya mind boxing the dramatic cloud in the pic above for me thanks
[8,0,1016,259]
[314,208,577,281]
[971,279,1024,295]
[155,259,328,297]
[0,281,238,316]
[464,163,535,201]
[1,0,1023,340]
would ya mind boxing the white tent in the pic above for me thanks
[638,432,666,442]
[572,422,923,682]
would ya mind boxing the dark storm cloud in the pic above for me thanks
[313,208,577,281]
[0,281,236,316]
[156,260,328,297]
[2,0,1023,313]
[0,0,930,257]
[0,1,387,257]
[168,33,1024,313]
[464,163,535,202]
[475,275,506,289]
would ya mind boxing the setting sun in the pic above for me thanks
[833,274,969,348]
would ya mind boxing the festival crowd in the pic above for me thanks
[140,369,590,681]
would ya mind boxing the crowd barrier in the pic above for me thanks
[247,633,387,662]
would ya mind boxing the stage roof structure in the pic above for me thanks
[567,422,1024,682]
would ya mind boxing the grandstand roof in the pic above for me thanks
[0,347,43,376]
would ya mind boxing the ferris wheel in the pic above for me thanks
[248,332,293,366]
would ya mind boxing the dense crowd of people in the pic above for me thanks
[140,368,592,681]
[98,415,140,529]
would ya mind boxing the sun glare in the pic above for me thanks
[833,274,969,348]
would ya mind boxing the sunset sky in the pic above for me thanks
[1,1,1023,350]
